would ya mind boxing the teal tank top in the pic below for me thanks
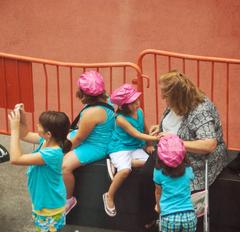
[108,108,145,153]
[77,105,115,150]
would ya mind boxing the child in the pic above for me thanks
[103,83,159,217]
[62,70,115,214]
[8,104,71,232]
[154,134,197,232]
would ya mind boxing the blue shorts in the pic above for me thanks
[69,131,107,164]
[160,211,197,232]
[73,143,107,164]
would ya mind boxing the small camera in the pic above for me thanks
[15,104,23,111]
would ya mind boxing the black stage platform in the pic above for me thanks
[67,153,240,232]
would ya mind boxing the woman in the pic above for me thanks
[62,71,115,214]
[150,70,227,191]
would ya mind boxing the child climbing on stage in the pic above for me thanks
[103,83,159,217]
[8,104,71,232]
[154,134,197,232]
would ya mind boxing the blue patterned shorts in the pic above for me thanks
[160,211,197,232]
[32,211,66,232]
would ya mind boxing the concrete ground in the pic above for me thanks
[0,134,122,232]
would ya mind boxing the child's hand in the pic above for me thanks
[146,145,155,154]
[158,132,173,138]
[149,125,159,136]
[8,110,20,131]
[14,103,27,125]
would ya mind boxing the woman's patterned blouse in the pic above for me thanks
[160,97,227,191]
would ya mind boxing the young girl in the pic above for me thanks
[63,70,115,214]
[154,134,197,232]
[103,83,159,217]
[8,104,71,232]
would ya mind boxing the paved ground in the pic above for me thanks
[0,134,122,232]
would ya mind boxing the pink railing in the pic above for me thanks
[0,52,144,135]
[138,49,240,151]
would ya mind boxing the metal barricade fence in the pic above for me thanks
[138,49,240,151]
[0,52,144,135]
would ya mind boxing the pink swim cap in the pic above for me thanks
[157,135,186,168]
[77,70,105,96]
[110,84,141,106]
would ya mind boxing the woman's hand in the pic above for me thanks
[149,125,159,136]
[145,145,155,154]
[8,110,20,132]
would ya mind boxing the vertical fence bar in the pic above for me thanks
[123,66,126,83]
[182,58,186,73]
[109,67,113,93]
[211,62,214,101]
[16,61,22,102]
[69,67,74,122]
[197,60,200,87]
[168,56,171,71]
[3,59,9,132]
[154,54,159,123]
[30,63,35,132]
[56,65,60,111]
[43,64,48,111]
[226,63,229,147]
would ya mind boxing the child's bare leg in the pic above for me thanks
[107,169,131,208]
[131,159,146,168]
[62,151,81,199]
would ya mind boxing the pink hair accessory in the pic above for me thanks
[110,83,141,106]
[157,134,186,167]
[77,70,105,96]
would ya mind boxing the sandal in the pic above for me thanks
[103,193,117,217]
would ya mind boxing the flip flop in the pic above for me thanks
[103,193,117,217]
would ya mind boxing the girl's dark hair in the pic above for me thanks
[155,155,190,178]
[39,111,72,153]
[76,89,108,105]
[116,104,132,116]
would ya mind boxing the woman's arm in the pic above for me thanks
[183,138,217,154]
[117,116,159,141]
[70,107,106,148]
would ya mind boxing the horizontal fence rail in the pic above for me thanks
[0,52,144,135]
[138,49,240,151]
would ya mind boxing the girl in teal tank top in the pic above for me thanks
[63,71,115,215]
[103,84,159,217]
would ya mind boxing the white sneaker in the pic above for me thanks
[106,159,116,181]
[65,197,77,215]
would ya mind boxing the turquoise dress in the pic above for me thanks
[69,105,115,164]
[108,108,145,154]
[27,138,66,211]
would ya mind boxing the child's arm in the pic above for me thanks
[117,116,159,141]
[144,121,155,154]
[15,104,40,144]
[155,184,162,213]
[9,110,45,166]
[70,107,106,148]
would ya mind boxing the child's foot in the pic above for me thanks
[106,159,116,181]
[65,196,77,215]
[103,192,116,217]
